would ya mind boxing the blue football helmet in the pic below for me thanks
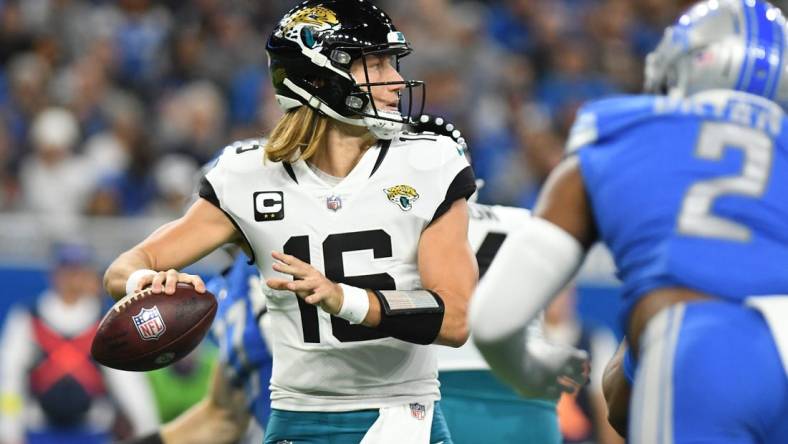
[645,0,788,108]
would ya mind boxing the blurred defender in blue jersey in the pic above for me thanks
[207,251,270,443]
[470,0,788,442]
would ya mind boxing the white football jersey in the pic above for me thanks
[201,134,475,411]
[436,203,536,371]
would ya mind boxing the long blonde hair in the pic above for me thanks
[264,106,329,162]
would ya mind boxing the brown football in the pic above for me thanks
[91,283,217,371]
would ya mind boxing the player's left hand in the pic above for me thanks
[266,251,344,315]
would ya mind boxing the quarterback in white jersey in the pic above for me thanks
[103,1,477,443]
[201,132,474,412]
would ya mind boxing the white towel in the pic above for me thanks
[360,401,435,444]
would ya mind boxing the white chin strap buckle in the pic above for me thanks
[364,109,404,140]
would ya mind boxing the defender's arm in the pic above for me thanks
[469,156,597,394]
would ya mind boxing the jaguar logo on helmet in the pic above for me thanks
[266,0,426,140]
[277,6,340,44]
[384,185,419,211]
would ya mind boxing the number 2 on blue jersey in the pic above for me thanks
[678,122,774,242]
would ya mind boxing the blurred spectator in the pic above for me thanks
[537,39,617,121]
[19,108,95,236]
[150,153,199,218]
[544,288,623,444]
[53,54,113,140]
[98,0,173,96]
[158,81,227,164]
[0,243,159,444]
[0,2,35,67]
[0,124,18,210]
[0,0,710,213]
[3,53,51,162]
[82,93,145,180]
[86,131,157,217]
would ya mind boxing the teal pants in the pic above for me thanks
[439,370,560,444]
[264,402,452,444]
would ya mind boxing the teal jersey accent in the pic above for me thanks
[439,371,559,444]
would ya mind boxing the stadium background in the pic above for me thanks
[0,0,777,436]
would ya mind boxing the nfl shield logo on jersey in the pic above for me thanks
[409,403,426,420]
[326,195,342,211]
[132,306,167,341]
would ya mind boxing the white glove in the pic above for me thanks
[476,320,589,400]
[517,330,589,399]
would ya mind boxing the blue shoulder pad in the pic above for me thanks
[566,95,662,153]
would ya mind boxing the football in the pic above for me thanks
[91,283,217,372]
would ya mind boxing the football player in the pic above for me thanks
[103,1,477,443]
[412,115,588,443]
[470,0,788,442]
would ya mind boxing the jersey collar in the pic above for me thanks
[286,140,390,191]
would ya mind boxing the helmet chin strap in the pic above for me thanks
[281,79,405,140]
[363,109,404,140]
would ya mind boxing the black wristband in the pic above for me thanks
[373,289,445,345]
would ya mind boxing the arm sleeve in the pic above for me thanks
[469,217,585,394]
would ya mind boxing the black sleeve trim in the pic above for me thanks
[198,175,220,208]
[428,166,477,226]
[369,139,392,178]
[221,209,257,265]
[197,176,256,265]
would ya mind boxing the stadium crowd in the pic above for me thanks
[0,1,741,443]
[0,0,701,222]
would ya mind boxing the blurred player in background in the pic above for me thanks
[102,1,478,443]
[0,244,158,444]
[471,0,788,442]
[438,201,574,444]
[206,250,269,444]
[413,114,586,443]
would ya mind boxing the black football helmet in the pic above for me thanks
[266,0,425,139]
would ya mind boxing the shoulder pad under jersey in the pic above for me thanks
[566,95,662,153]
[392,132,469,172]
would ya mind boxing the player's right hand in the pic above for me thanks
[137,269,206,295]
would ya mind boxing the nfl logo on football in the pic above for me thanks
[132,306,167,341]
[409,403,426,420]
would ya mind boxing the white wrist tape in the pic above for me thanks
[125,269,157,295]
[337,284,370,325]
